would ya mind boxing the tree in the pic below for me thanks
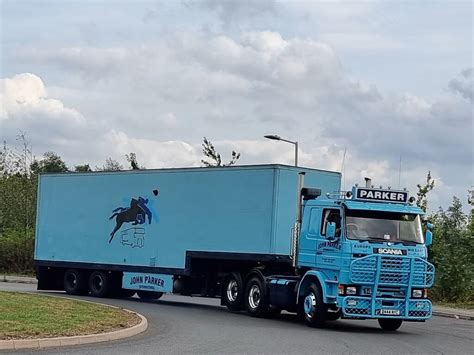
[97,157,123,172]
[0,137,37,238]
[74,164,93,172]
[201,137,240,167]
[30,151,68,174]
[429,197,473,302]
[416,171,435,213]
[125,152,143,170]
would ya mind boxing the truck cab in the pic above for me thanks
[296,184,435,330]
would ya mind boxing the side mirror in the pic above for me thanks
[425,222,433,247]
[326,222,337,241]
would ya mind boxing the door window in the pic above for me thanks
[321,209,342,237]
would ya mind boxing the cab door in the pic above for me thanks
[315,208,343,271]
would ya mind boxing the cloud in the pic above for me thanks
[3,30,472,212]
[0,73,83,123]
[103,130,200,168]
[449,68,473,102]
[196,0,277,24]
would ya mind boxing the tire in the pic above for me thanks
[137,290,163,301]
[244,276,269,317]
[88,271,110,298]
[378,318,403,331]
[326,308,342,321]
[63,269,86,295]
[299,283,327,327]
[222,272,244,312]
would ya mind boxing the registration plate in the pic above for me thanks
[380,309,400,315]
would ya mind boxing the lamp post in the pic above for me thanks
[264,135,298,167]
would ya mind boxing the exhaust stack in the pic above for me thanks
[364,177,372,188]
[292,172,305,267]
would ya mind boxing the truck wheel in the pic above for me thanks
[378,318,403,331]
[64,269,86,295]
[222,272,244,312]
[300,283,327,327]
[88,271,110,298]
[244,276,269,317]
[137,290,163,301]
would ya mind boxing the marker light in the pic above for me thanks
[408,196,416,204]
[412,289,423,298]
[346,191,353,198]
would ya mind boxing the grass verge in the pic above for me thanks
[0,291,141,340]
[434,301,474,310]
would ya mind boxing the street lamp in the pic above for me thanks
[264,134,298,167]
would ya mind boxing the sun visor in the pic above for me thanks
[343,200,424,215]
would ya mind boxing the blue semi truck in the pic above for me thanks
[35,164,435,330]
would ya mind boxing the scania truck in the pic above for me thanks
[35,164,435,330]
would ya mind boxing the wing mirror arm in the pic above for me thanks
[425,222,433,247]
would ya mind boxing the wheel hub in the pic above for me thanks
[248,285,261,309]
[304,292,317,318]
[227,280,238,302]
[93,276,103,290]
[67,274,77,286]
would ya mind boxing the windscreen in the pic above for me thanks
[345,210,423,244]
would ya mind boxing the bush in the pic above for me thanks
[0,228,35,274]
[428,197,474,303]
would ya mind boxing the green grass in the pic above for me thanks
[434,301,474,310]
[0,272,35,278]
[0,292,140,340]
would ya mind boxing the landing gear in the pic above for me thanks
[378,318,403,331]
[137,291,163,301]
[118,289,136,298]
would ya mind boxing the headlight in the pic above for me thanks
[412,289,423,298]
[346,286,357,295]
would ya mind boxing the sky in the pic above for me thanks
[0,0,473,212]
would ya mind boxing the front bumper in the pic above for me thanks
[338,296,432,320]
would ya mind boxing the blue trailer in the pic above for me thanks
[35,164,435,330]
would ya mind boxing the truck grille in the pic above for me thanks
[350,255,435,287]
[342,297,432,319]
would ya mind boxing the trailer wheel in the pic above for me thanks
[299,283,327,327]
[64,269,86,295]
[88,271,110,298]
[378,318,403,331]
[137,291,163,301]
[244,276,269,317]
[222,272,244,312]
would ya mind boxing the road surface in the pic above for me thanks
[1,282,472,354]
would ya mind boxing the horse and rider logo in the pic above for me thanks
[109,190,158,246]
